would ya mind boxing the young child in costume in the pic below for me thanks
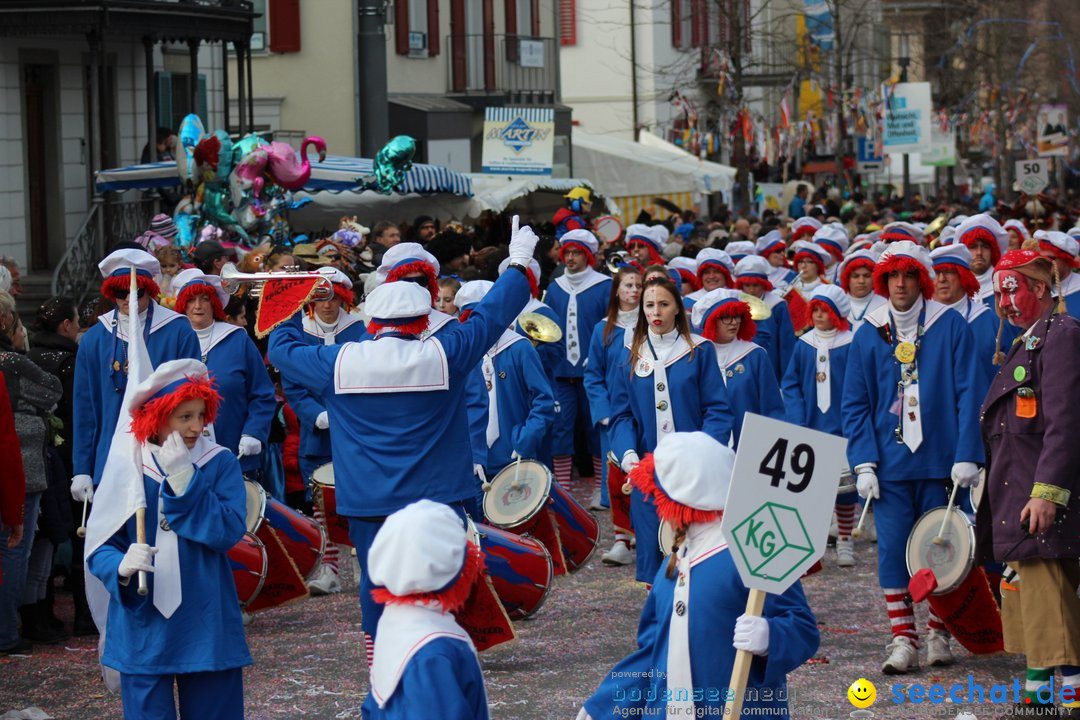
[577,432,819,719]
[86,359,250,719]
[362,500,489,720]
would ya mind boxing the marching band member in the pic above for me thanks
[956,214,1009,310]
[88,359,249,719]
[929,244,998,394]
[625,225,667,268]
[724,241,755,263]
[789,241,832,306]
[1002,218,1030,251]
[455,280,555,478]
[812,223,850,284]
[584,267,643,566]
[781,285,858,567]
[544,229,612,492]
[376,243,457,338]
[577,432,819,719]
[609,277,731,583]
[841,241,984,674]
[789,216,822,242]
[1033,229,1080,318]
[879,221,924,245]
[690,289,784,448]
[757,230,809,331]
[683,249,735,308]
[72,249,199,503]
[977,248,1080,716]
[733,256,796,382]
[173,269,275,481]
[838,248,886,332]
[267,220,539,665]
[497,257,562,382]
[667,257,700,297]
[279,267,365,596]
[362,501,490,720]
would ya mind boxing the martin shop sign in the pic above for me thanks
[882,82,933,155]
[482,107,554,175]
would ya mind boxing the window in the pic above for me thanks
[155,72,208,130]
[251,0,266,51]
[396,0,439,56]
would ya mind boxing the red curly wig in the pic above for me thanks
[627,239,665,267]
[1038,239,1079,269]
[130,374,221,444]
[839,256,876,293]
[559,242,597,269]
[697,263,734,288]
[700,300,756,342]
[872,255,934,299]
[366,315,430,336]
[933,262,981,298]
[960,226,1004,265]
[792,250,826,279]
[674,268,700,292]
[386,261,439,304]
[734,275,773,293]
[629,455,722,527]
[175,282,225,321]
[808,298,850,332]
[370,540,485,613]
[101,273,161,302]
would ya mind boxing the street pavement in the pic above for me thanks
[0,487,1027,719]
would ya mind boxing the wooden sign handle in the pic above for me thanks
[135,507,149,596]
[725,588,766,718]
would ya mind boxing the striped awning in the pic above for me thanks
[94,155,473,197]
[613,192,697,222]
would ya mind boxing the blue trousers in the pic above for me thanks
[552,379,598,457]
[347,502,470,639]
[875,478,948,588]
[120,667,244,720]
[0,492,40,649]
[630,488,662,584]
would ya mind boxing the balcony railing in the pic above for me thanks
[448,34,556,101]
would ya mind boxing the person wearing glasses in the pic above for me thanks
[70,248,199,506]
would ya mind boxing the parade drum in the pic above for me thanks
[483,460,569,575]
[261,493,326,580]
[227,532,268,609]
[837,468,856,496]
[244,480,267,534]
[547,482,601,571]
[906,506,1004,654]
[311,463,352,546]
[469,519,553,620]
[593,215,624,244]
[970,470,986,511]
[658,519,676,556]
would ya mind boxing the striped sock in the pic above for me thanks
[363,632,375,670]
[927,607,948,635]
[1060,666,1080,708]
[614,532,631,544]
[592,455,603,491]
[313,506,339,573]
[1025,667,1053,705]
[884,588,918,646]
[553,455,573,491]
[835,503,856,540]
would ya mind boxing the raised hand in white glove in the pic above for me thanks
[315,411,330,430]
[71,474,94,502]
[473,464,487,484]
[507,214,540,267]
[118,543,157,579]
[951,462,980,489]
[620,451,640,474]
[732,614,770,656]
[156,432,194,496]
[855,466,879,500]
[237,435,263,458]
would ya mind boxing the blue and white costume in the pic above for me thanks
[733,256,796,381]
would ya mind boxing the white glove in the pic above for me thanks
[237,436,263,458]
[156,432,194,496]
[118,543,157,579]
[732,614,770,656]
[855,466,879,500]
[473,464,487,484]
[315,411,330,430]
[620,451,640,474]
[71,474,94,502]
[507,214,540,267]
[951,461,980,489]
[599,417,610,427]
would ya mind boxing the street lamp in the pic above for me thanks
[897,34,911,207]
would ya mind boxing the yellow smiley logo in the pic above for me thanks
[847,678,877,708]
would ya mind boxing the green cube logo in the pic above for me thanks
[731,502,813,582]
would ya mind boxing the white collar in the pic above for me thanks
[799,327,853,350]
[616,308,638,329]
[623,328,706,367]
[334,336,449,394]
[193,321,243,356]
[302,307,363,339]
[554,267,607,295]
[866,297,950,334]
[422,309,456,339]
[713,339,758,368]
[141,436,227,479]
[98,302,183,337]
[976,269,994,299]
[489,328,528,357]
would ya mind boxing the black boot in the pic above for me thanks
[68,562,98,636]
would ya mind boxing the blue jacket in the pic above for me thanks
[754,294,797,382]
[583,317,635,429]
[543,269,612,378]
[362,637,487,720]
[713,341,784,448]
[781,331,853,436]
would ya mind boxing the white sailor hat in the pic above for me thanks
[368,500,468,597]
[98,247,160,279]
[173,268,230,309]
[812,223,849,260]
[1034,229,1079,263]
[667,256,698,274]
[315,266,354,290]
[625,225,665,254]
[755,230,787,256]
[790,216,822,240]
[695,248,735,275]
[733,255,772,283]
[956,214,1008,260]
[628,432,734,525]
[790,240,832,266]
[376,242,441,283]
[724,240,755,261]
[930,243,974,271]
[880,221,924,245]
[1003,219,1031,243]
[454,280,494,310]
[559,228,600,255]
[809,284,850,321]
[365,281,432,328]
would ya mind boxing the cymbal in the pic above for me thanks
[519,312,563,343]
[739,293,772,321]
[925,214,948,237]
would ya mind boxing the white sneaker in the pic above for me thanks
[881,635,919,674]
[589,489,607,511]
[835,539,855,567]
[307,563,341,596]
[601,540,633,566]
[926,629,955,667]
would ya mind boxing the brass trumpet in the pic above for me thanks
[219,262,335,300]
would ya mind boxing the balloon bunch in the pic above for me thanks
[171,113,326,250]
[355,135,416,194]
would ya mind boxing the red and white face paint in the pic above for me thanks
[993,269,1043,328]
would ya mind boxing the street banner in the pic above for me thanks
[481,107,554,175]
[1037,104,1069,158]
[882,82,933,154]
[921,125,956,167]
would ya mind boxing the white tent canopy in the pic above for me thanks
[572,131,736,197]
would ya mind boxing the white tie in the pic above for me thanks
[666,543,694,718]
[153,484,182,618]
[483,354,499,447]
[566,292,580,365]
[901,368,923,453]
[815,345,831,413]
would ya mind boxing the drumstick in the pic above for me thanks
[852,499,872,538]
[933,483,960,546]
[510,454,523,491]
[135,507,149,596]
[76,498,88,538]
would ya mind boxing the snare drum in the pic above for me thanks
[658,519,676,556]
[469,519,553,620]
[484,459,568,574]
[227,532,268,609]
[244,480,267,534]
[311,463,352,546]
[547,483,601,570]
[262,494,326,580]
[905,506,974,594]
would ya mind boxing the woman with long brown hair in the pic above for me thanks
[607,277,731,582]
[584,266,642,565]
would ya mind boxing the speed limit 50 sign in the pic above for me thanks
[1016,159,1050,195]
[720,413,848,594]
